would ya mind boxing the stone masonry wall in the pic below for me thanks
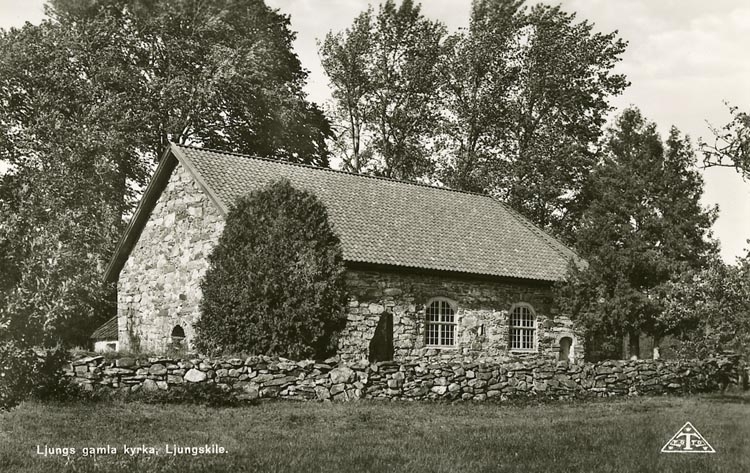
[117,163,224,352]
[340,268,584,363]
[66,354,743,402]
[116,162,582,361]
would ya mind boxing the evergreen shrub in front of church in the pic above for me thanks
[195,179,347,359]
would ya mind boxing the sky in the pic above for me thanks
[1,0,749,263]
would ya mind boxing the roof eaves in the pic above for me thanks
[90,316,118,340]
[170,143,229,216]
[103,146,177,283]
[343,260,559,284]
[491,199,581,264]
[103,143,234,283]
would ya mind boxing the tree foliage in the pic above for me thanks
[195,180,347,359]
[660,255,750,361]
[435,0,524,193]
[0,340,37,411]
[438,1,629,240]
[320,0,446,179]
[0,166,117,346]
[0,0,331,345]
[556,108,719,359]
[47,0,332,164]
[700,104,750,179]
[0,342,78,410]
[322,0,628,240]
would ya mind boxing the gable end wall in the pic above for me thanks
[117,162,224,352]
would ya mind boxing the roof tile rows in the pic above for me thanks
[90,316,118,341]
[173,144,578,282]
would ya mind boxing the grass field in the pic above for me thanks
[0,394,748,472]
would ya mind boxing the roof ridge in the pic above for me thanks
[172,143,495,200]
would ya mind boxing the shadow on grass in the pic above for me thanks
[701,391,750,404]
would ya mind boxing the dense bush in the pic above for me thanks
[660,256,750,361]
[195,179,348,359]
[31,346,79,401]
[0,340,37,410]
[0,342,82,409]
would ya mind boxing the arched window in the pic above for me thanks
[559,336,573,361]
[425,298,457,347]
[509,304,536,351]
[171,325,186,349]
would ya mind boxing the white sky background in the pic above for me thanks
[1,0,749,263]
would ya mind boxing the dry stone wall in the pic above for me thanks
[66,354,742,402]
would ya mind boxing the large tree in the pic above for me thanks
[319,9,374,175]
[0,0,331,345]
[47,0,332,165]
[435,0,524,193]
[0,21,137,345]
[0,165,118,346]
[320,0,446,179]
[438,1,628,240]
[557,108,719,360]
[324,0,629,239]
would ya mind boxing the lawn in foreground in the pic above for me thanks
[0,394,748,473]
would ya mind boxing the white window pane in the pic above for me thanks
[426,299,457,346]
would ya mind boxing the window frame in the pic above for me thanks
[424,297,458,349]
[509,303,537,352]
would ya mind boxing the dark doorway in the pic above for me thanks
[171,325,186,351]
[559,336,572,361]
[369,312,394,362]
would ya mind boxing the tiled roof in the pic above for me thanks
[170,144,579,282]
[90,316,118,340]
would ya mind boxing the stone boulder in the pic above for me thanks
[184,368,207,383]
[142,379,160,392]
[242,383,260,400]
[116,357,136,368]
[330,366,355,384]
[315,386,331,400]
[149,364,167,376]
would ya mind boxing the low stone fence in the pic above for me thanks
[65,353,743,402]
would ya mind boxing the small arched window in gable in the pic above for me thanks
[509,304,536,351]
[425,298,457,347]
[171,325,186,349]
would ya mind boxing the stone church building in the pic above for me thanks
[104,143,584,363]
